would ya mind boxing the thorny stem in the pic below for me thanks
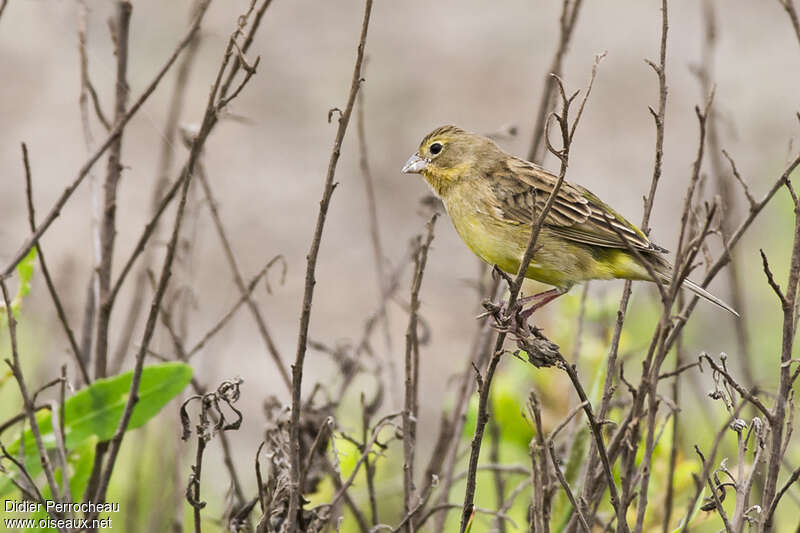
[286,1,374,530]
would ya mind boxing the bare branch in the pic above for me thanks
[460,65,617,533]
[403,215,438,533]
[196,162,291,389]
[94,0,132,381]
[547,440,591,533]
[1,281,62,508]
[287,1,375,530]
[761,249,787,305]
[762,177,800,528]
[527,0,585,162]
[778,0,800,47]
[0,0,213,281]
[722,149,757,208]
[765,464,800,527]
[356,74,397,406]
[20,144,91,385]
[90,4,263,508]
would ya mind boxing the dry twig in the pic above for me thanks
[287,1,374,530]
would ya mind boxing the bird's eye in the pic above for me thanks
[429,142,443,155]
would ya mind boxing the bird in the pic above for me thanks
[401,125,738,316]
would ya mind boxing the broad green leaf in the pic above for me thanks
[64,436,98,505]
[0,362,192,496]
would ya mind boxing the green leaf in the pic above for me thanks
[28,437,98,531]
[64,436,98,505]
[552,339,606,532]
[491,385,534,451]
[0,362,192,496]
[670,487,706,533]
[464,508,475,533]
[332,433,360,479]
[551,423,590,532]
[15,248,37,303]
[0,247,36,326]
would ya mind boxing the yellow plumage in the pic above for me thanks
[402,125,737,316]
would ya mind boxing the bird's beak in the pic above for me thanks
[402,153,428,174]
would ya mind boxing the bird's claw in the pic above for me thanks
[478,297,533,336]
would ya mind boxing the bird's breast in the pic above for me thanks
[442,188,593,288]
[444,193,539,276]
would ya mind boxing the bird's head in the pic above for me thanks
[402,125,497,197]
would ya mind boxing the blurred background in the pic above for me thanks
[1,0,799,531]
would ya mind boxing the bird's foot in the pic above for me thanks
[477,296,563,368]
[478,287,567,335]
[516,288,568,322]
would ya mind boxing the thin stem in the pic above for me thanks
[1,281,63,513]
[402,216,437,533]
[286,1,374,530]
[21,144,91,385]
[196,163,290,389]
[527,0,585,163]
[1,0,213,281]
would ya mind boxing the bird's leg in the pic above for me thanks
[478,288,550,322]
[517,287,568,320]
[515,290,555,307]
[478,287,567,326]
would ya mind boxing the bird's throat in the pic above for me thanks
[422,163,468,198]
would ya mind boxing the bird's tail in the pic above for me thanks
[679,278,739,317]
[644,254,739,317]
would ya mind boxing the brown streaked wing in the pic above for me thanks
[488,157,663,252]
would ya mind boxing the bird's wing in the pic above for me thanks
[488,157,665,253]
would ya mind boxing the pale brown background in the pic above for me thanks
[1,0,798,515]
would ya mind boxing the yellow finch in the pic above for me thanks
[402,125,737,316]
